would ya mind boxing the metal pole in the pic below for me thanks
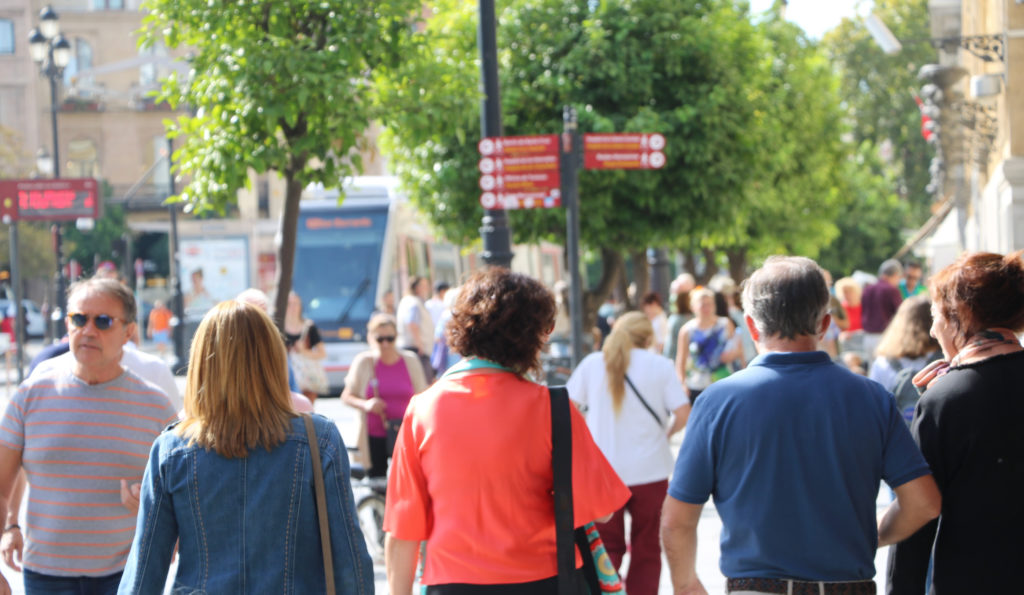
[561,106,584,367]
[48,62,67,340]
[477,0,513,268]
[167,136,186,373]
[10,223,24,383]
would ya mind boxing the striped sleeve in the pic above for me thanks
[0,386,28,452]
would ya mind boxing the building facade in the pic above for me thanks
[924,0,1024,268]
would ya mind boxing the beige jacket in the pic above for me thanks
[344,348,428,469]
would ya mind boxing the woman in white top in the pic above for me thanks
[566,311,690,595]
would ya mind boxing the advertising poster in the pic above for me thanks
[179,237,250,320]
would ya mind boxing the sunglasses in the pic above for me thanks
[375,335,397,344]
[67,312,124,331]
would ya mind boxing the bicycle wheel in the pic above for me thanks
[356,494,386,560]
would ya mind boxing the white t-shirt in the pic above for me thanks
[31,343,182,412]
[396,295,433,353]
[566,348,689,485]
[425,297,445,331]
[650,312,668,353]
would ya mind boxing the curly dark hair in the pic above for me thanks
[446,268,555,376]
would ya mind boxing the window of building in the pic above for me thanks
[139,42,168,88]
[67,138,98,178]
[63,38,94,92]
[152,136,170,194]
[90,0,125,9]
[0,19,14,55]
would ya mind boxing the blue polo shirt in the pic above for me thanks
[669,351,929,581]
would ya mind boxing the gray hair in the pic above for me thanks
[67,278,137,322]
[741,256,829,340]
[878,259,903,278]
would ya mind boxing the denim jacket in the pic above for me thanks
[118,414,373,594]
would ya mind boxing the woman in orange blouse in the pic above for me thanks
[384,269,629,594]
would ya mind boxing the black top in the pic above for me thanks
[887,351,1024,594]
[284,323,322,351]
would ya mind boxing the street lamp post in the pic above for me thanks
[28,5,72,340]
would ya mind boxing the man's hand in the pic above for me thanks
[0,527,22,572]
[120,479,141,515]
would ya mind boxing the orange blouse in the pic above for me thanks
[384,370,630,585]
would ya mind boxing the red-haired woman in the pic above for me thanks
[888,251,1024,594]
[384,269,629,595]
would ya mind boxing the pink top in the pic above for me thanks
[365,358,414,437]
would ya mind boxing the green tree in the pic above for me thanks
[816,142,909,276]
[63,203,130,276]
[702,11,850,279]
[380,0,766,318]
[823,0,936,223]
[141,0,420,324]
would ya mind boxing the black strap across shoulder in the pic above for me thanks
[550,387,599,595]
[624,374,664,428]
[550,386,577,595]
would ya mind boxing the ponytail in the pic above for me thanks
[602,311,653,414]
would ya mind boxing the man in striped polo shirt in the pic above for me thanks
[0,278,177,594]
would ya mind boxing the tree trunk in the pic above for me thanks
[272,174,304,330]
[698,247,719,285]
[630,249,649,307]
[726,248,748,284]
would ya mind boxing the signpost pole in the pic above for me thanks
[561,106,584,368]
[167,137,186,374]
[10,223,24,383]
[477,0,513,268]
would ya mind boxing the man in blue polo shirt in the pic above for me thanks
[661,256,941,595]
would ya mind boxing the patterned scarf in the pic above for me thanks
[913,328,1023,390]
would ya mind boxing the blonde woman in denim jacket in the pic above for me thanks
[118,301,373,594]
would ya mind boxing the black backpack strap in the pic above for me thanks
[550,386,579,595]
[624,374,664,428]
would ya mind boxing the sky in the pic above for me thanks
[748,0,873,39]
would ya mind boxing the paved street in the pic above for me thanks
[0,342,892,594]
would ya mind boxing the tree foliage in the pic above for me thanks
[63,203,129,275]
[823,0,936,223]
[381,0,894,297]
[380,0,766,306]
[141,0,420,323]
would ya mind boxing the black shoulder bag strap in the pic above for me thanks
[624,374,664,428]
[551,386,578,595]
[551,386,599,595]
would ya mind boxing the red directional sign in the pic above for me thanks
[0,178,100,221]
[480,190,561,210]
[583,133,666,170]
[478,134,559,157]
[478,135,561,209]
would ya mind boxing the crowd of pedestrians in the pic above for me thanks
[0,250,1019,595]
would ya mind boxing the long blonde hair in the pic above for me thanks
[176,300,294,458]
[602,311,653,413]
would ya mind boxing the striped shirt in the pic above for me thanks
[0,367,177,577]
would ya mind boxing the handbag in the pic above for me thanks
[302,413,335,593]
[550,386,625,595]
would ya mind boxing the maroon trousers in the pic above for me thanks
[596,479,668,595]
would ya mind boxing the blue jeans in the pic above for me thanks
[23,569,123,595]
